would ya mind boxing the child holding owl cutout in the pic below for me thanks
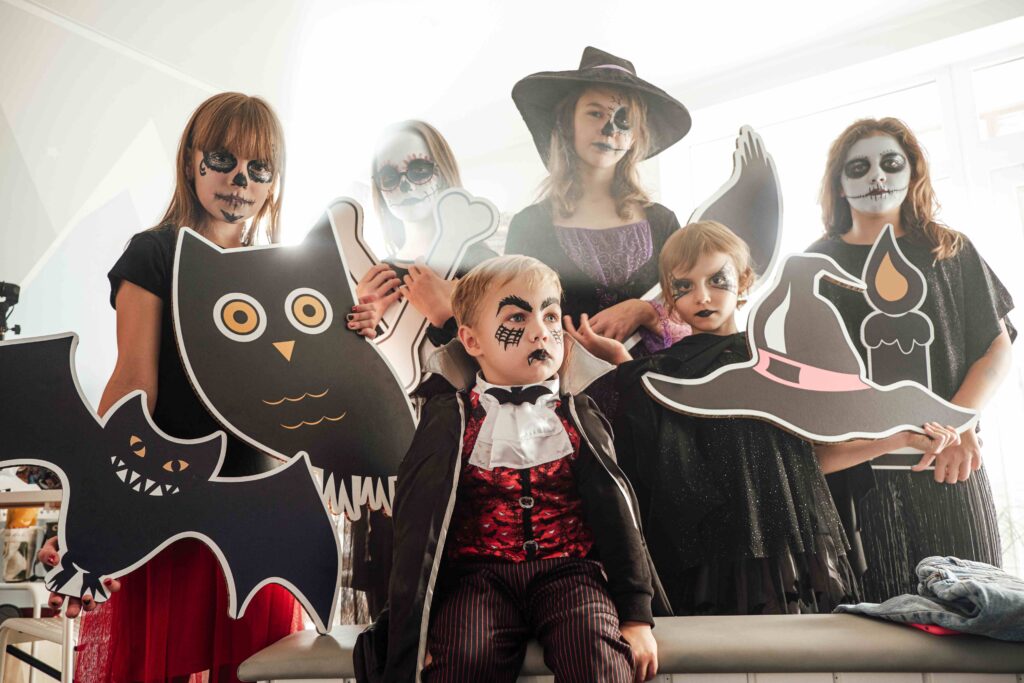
[39,93,300,683]
[355,255,668,683]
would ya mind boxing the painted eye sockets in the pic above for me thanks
[285,288,333,334]
[214,292,267,342]
[374,158,437,191]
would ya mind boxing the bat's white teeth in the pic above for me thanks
[143,478,155,492]
[110,456,117,464]
[132,480,143,492]
[116,469,128,482]
[163,484,174,495]
[129,471,141,485]
[172,487,180,494]
[150,487,162,497]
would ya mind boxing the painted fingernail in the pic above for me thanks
[352,306,358,311]
[347,323,356,329]
[103,579,112,586]
[346,314,354,321]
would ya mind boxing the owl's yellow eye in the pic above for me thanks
[284,288,333,334]
[129,435,145,458]
[213,292,266,342]
[223,301,259,334]
[292,295,326,327]
[163,460,189,473]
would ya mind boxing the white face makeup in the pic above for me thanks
[374,130,444,224]
[840,134,910,216]
[572,87,635,170]
[192,149,274,227]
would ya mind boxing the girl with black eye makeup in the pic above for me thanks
[570,221,861,616]
[37,93,301,683]
[505,47,693,416]
[807,117,1015,604]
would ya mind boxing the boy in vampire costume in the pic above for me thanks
[354,255,669,683]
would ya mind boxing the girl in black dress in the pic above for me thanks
[569,220,868,614]
[807,117,1015,602]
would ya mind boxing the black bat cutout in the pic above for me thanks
[0,334,340,634]
[173,208,416,517]
[689,125,783,294]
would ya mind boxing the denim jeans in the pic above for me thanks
[835,555,1024,642]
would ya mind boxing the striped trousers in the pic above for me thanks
[423,557,634,683]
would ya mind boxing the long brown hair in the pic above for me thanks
[542,85,652,221]
[152,92,285,245]
[371,120,463,254]
[820,117,962,259]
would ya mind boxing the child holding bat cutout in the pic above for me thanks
[356,255,669,683]
[569,221,961,616]
[39,92,300,683]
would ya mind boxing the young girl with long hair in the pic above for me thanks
[42,92,301,683]
[505,47,693,395]
[807,117,1015,602]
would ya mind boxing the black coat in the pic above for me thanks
[355,357,671,683]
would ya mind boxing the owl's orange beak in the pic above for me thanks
[273,340,295,362]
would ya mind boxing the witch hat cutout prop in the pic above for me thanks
[642,253,977,443]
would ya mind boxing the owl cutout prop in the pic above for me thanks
[0,334,340,633]
[333,188,500,392]
[627,126,783,347]
[173,204,416,517]
[643,253,976,443]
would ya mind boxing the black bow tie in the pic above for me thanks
[485,385,552,406]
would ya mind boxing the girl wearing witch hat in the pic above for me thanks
[569,220,964,615]
[505,46,693,413]
[806,117,1015,603]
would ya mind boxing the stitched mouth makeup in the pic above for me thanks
[849,186,907,200]
[592,142,627,153]
[216,193,255,208]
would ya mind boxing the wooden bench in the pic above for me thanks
[238,614,1024,680]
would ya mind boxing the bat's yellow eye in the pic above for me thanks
[213,292,266,342]
[285,288,333,334]
[129,435,146,458]
[163,460,189,473]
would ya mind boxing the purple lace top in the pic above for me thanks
[555,221,654,290]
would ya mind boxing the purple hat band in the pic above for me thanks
[590,64,634,74]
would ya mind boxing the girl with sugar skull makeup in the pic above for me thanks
[38,92,301,683]
[806,117,1016,603]
[505,47,693,415]
[350,120,497,344]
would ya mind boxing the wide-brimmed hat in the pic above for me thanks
[642,254,976,443]
[512,46,692,164]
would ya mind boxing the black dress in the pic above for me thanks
[614,332,858,615]
[806,232,1015,602]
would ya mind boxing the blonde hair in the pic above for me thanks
[659,221,755,307]
[820,117,963,260]
[452,255,562,328]
[153,92,285,245]
[542,85,652,221]
[371,120,463,254]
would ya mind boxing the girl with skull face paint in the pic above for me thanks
[350,120,497,344]
[505,47,693,416]
[39,93,301,683]
[807,117,1016,603]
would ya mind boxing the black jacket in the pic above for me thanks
[355,343,671,683]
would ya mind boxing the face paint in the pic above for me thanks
[247,160,273,184]
[527,349,550,365]
[840,134,911,215]
[232,172,248,188]
[550,328,563,345]
[204,150,238,174]
[601,106,632,137]
[220,210,243,223]
[670,278,692,301]
[494,325,524,350]
[497,295,532,315]
[375,130,444,225]
[710,261,739,293]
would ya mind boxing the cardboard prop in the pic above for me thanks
[642,253,977,443]
[860,224,935,388]
[627,126,782,347]
[334,188,499,392]
[0,334,340,633]
[173,203,416,517]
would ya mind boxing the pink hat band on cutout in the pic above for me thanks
[754,350,871,393]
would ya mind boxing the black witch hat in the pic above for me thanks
[512,46,692,164]
[642,253,976,443]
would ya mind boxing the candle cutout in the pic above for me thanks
[860,225,934,388]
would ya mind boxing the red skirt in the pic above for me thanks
[75,539,302,683]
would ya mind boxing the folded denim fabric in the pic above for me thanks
[835,556,1024,642]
